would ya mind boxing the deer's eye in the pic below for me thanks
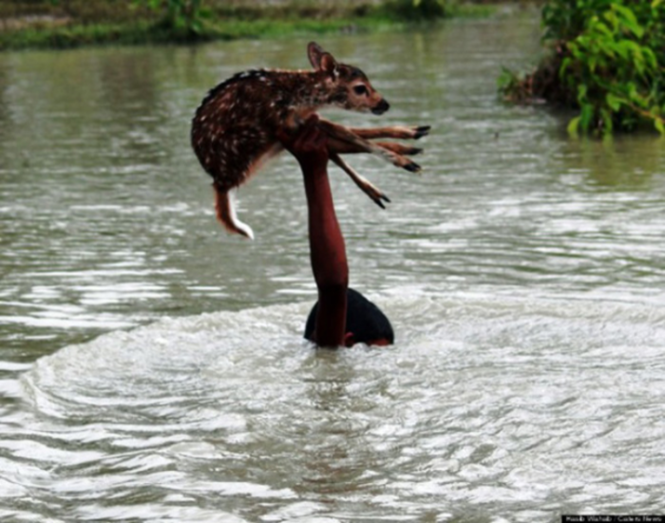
[353,85,368,96]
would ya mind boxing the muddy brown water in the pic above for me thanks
[1,16,665,522]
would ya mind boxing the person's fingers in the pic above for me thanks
[302,114,320,128]
[311,126,327,149]
[277,114,327,156]
[296,119,326,150]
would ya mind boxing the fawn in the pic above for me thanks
[191,41,429,239]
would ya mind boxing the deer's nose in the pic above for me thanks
[372,99,390,115]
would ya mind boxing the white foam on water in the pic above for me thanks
[10,292,665,521]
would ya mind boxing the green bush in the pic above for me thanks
[381,0,448,21]
[500,0,665,135]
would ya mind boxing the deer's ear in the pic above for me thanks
[319,53,338,76]
[307,41,325,69]
[308,42,337,75]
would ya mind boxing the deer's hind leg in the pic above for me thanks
[211,142,283,240]
[213,184,255,240]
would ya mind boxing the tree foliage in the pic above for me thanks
[499,0,665,135]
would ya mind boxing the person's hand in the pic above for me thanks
[277,114,329,170]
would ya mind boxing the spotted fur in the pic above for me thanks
[191,42,388,239]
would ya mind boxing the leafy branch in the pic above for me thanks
[499,0,665,136]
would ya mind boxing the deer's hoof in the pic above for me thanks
[404,162,421,173]
[372,192,391,209]
[414,126,431,139]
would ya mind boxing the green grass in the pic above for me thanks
[0,1,499,51]
[0,18,393,51]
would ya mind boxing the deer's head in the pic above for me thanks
[307,42,390,116]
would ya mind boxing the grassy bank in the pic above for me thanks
[0,18,388,51]
[0,0,500,51]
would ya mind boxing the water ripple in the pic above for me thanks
[0,296,658,519]
[2,19,665,522]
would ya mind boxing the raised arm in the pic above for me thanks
[279,116,348,347]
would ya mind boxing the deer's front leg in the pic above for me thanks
[318,119,421,173]
[329,153,391,209]
[326,136,423,157]
[348,125,431,141]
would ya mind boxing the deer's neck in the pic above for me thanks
[272,70,335,110]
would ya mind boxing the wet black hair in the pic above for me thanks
[304,288,394,345]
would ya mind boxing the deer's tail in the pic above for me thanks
[213,184,255,240]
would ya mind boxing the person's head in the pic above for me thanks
[304,288,394,347]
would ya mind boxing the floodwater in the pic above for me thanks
[1,14,665,523]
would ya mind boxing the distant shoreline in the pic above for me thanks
[0,1,508,52]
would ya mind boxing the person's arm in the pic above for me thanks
[279,117,348,347]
